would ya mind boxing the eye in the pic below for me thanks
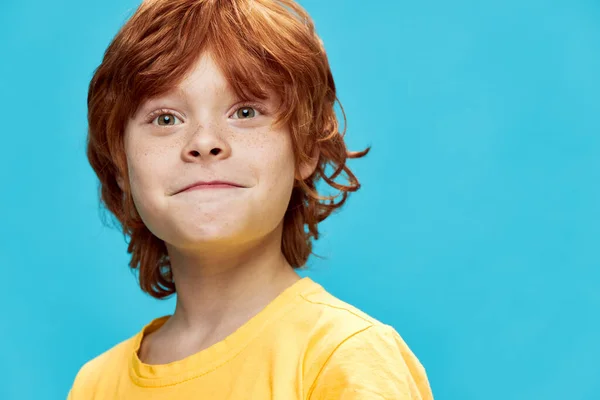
[230,103,266,120]
[147,110,183,126]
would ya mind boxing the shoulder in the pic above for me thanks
[298,282,385,333]
[308,324,433,399]
[297,286,433,399]
[68,334,138,398]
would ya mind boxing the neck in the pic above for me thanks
[161,222,301,336]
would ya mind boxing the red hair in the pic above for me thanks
[87,0,370,299]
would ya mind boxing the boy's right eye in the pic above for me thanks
[146,109,184,127]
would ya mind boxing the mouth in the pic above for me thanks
[174,181,245,194]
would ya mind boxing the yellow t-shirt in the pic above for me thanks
[68,277,434,399]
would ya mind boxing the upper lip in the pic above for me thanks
[174,180,245,194]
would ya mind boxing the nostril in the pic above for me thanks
[210,148,221,155]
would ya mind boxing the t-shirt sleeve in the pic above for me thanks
[307,324,434,400]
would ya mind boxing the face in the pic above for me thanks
[121,52,316,251]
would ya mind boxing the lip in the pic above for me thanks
[175,180,245,194]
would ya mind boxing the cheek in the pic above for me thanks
[125,143,170,213]
[127,152,150,195]
[250,133,296,201]
[127,136,168,186]
[242,127,295,179]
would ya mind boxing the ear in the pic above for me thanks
[116,175,125,192]
[296,145,320,181]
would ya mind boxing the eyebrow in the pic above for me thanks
[146,87,189,104]
[135,88,190,119]
[139,84,239,109]
[134,84,270,120]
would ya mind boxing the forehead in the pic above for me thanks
[157,54,233,99]
[134,56,234,114]
[176,53,231,95]
[133,52,281,118]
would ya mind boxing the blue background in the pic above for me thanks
[1,0,599,399]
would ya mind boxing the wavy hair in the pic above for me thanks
[87,0,370,299]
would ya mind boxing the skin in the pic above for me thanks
[118,52,319,364]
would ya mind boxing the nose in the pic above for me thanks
[181,123,231,162]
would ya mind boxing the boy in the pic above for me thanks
[69,0,434,398]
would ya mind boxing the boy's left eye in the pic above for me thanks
[231,106,262,119]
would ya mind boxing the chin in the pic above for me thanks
[163,220,250,248]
